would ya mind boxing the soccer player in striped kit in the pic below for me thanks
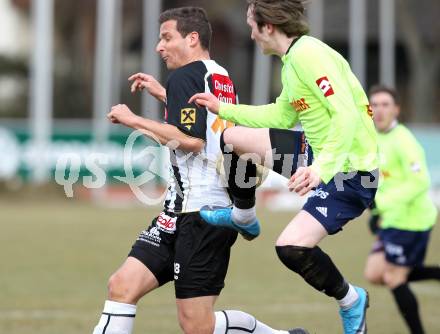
[93,6,308,334]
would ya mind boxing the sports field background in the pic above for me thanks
[1,195,439,334]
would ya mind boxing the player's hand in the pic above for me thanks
[188,93,220,114]
[128,72,166,102]
[107,104,138,127]
[288,166,321,196]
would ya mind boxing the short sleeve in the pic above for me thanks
[165,68,207,141]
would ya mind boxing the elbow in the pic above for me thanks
[180,139,205,153]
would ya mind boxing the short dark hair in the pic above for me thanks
[369,85,400,105]
[159,7,212,51]
[247,0,309,37]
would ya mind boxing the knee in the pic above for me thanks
[177,309,214,334]
[383,270,407,289]
[276,234,297,247]
[364,267,384,285]
[275,245,312,273]
[275,231,310,247]
[107,272,138,304]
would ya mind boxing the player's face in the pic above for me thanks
[370,92,400,132]
[246,7,272,55]
[156,20,191,70]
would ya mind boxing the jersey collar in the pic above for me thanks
[282,35,303,62]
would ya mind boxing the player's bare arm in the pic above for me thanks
[188,92,220,114]
[108,104,204,153]
[128,72,166,103]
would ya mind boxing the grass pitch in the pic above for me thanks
[1,197,439,333]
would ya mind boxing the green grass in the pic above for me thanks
[1,198,439,333]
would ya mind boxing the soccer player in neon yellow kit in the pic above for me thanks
[364,86,438,334]
[190,1,378,333]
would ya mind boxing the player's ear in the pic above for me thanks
[264,23,275,34]
[188,31,200,48]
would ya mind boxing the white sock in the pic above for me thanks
[337,284,359,309]
[214,310,289,334]
[231,206,256,225]
[92,300,136,334]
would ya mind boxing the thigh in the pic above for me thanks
[276,210,329,247]
[223,127,271,164]
[174,212,238,299]
[128,212,177,287]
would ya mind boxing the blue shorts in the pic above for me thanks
[303,170,378,235]
[372,228,431,267]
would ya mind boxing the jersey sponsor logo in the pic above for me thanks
[181,108,196,125]
[211,73,236,104]
[210,73,236,134]
[316,76,335,97]
[291,98,310,112]
[156,212,177,233]
[138,226,162,247]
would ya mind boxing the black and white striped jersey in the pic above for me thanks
[163,60,237,213]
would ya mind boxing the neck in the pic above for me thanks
[186,50,210,64]
[274,34,297,57]
[381,120,398,133]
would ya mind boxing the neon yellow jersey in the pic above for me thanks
[375,124,437,231]
[219,35,378,183]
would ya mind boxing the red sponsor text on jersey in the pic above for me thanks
[157,212,177,231]
[316,76,335,97]
[211,73,235,133]
[291,98,310,112]
[211,74,236,104]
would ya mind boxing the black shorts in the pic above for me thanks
[128,211,238,299]
[269,129,314,177]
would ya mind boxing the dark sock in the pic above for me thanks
[391,284,425,334]
[408,265,440,282]
[221,132,256,209]
[275,245,349,299]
